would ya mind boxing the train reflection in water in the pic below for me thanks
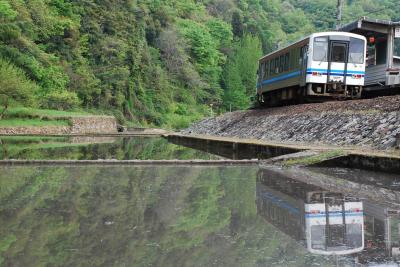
[257,169,364,255]
[256,168,400,265]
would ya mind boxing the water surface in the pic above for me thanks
[0,136,221,160]
[0,165,399,266]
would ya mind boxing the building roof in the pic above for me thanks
[340,17,400,34]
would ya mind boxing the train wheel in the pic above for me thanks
[257,94,263,106]
[259,93,270,108]
[269,91,279,107]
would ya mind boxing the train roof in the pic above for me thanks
[259,31,366,61]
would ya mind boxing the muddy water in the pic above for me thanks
[0,164,399,266]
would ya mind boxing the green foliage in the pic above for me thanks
[0,0,17,20]
[41,90,81,110]
[223,34,262,110]
[206,18,233,48]
[0,118,69,127]
[0,0,398,126]
[177,19,224,102]
[0,58,38,107]
[5,107,90,119]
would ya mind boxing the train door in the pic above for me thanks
[325,193,347,248]
[328,41,349,84]
[300,45,308,87]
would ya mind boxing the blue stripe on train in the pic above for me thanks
[305,212,363,218]
[257,70,301,88]
[307,68,365,75]
[257,68,365,88]
[306,72,365,77]
[262,192,300,215]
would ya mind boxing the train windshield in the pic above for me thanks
[349,38,365,64]
[310,224,363,251]
[311,225,326,249]
[313,36,364,64]
[313,37,328,61]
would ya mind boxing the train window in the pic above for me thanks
[313,37,328,62]
[261,63,265,79]
[270,60,274,75]
[264,61,269,79]
[349,38,365,64]
[331,42,347,63]
[311,225,326,249]
[284,53,289,71]
[279,55,284,73]
[274,57,279,73]
[346,224,363,248]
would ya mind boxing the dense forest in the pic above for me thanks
[1,0,400,128]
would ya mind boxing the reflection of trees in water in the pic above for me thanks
[0,166,335,266]
[0,137,219,160]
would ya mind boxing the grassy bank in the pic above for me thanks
[0,119,70,127]
[0,107,94,129]
[5,107,91,119]
[1,106,200,130]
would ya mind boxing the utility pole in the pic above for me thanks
[336,0,344,30]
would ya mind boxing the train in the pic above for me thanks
[256,32,367,107]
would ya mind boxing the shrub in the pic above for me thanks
[112,110,126,125]
[41,90,81,110]
[0,58,38,107]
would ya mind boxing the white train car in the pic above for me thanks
[257,32,367,106]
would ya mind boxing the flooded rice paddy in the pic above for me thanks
[0,136,222,160]
[0,136,399,266]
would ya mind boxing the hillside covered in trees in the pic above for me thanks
[1,0,400,128]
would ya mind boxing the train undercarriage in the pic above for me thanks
[257,83,363,108]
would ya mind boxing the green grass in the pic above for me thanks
[283,150,347,167]
[0,119,70,127]
[5,107,92,119]
[0,107,106,129]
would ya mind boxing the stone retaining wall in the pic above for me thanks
[183,111,400,150]
[0,126,71,135]
[0,116,117,135]
[70,116,117,134]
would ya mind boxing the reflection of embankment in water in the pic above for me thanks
[167,135,300,160]
[69,136,117,144]
[269,166,400,210]
[256,168,400,265]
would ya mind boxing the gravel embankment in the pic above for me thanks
[182,96,400,150]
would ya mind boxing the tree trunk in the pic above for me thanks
[0,104,8,120]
